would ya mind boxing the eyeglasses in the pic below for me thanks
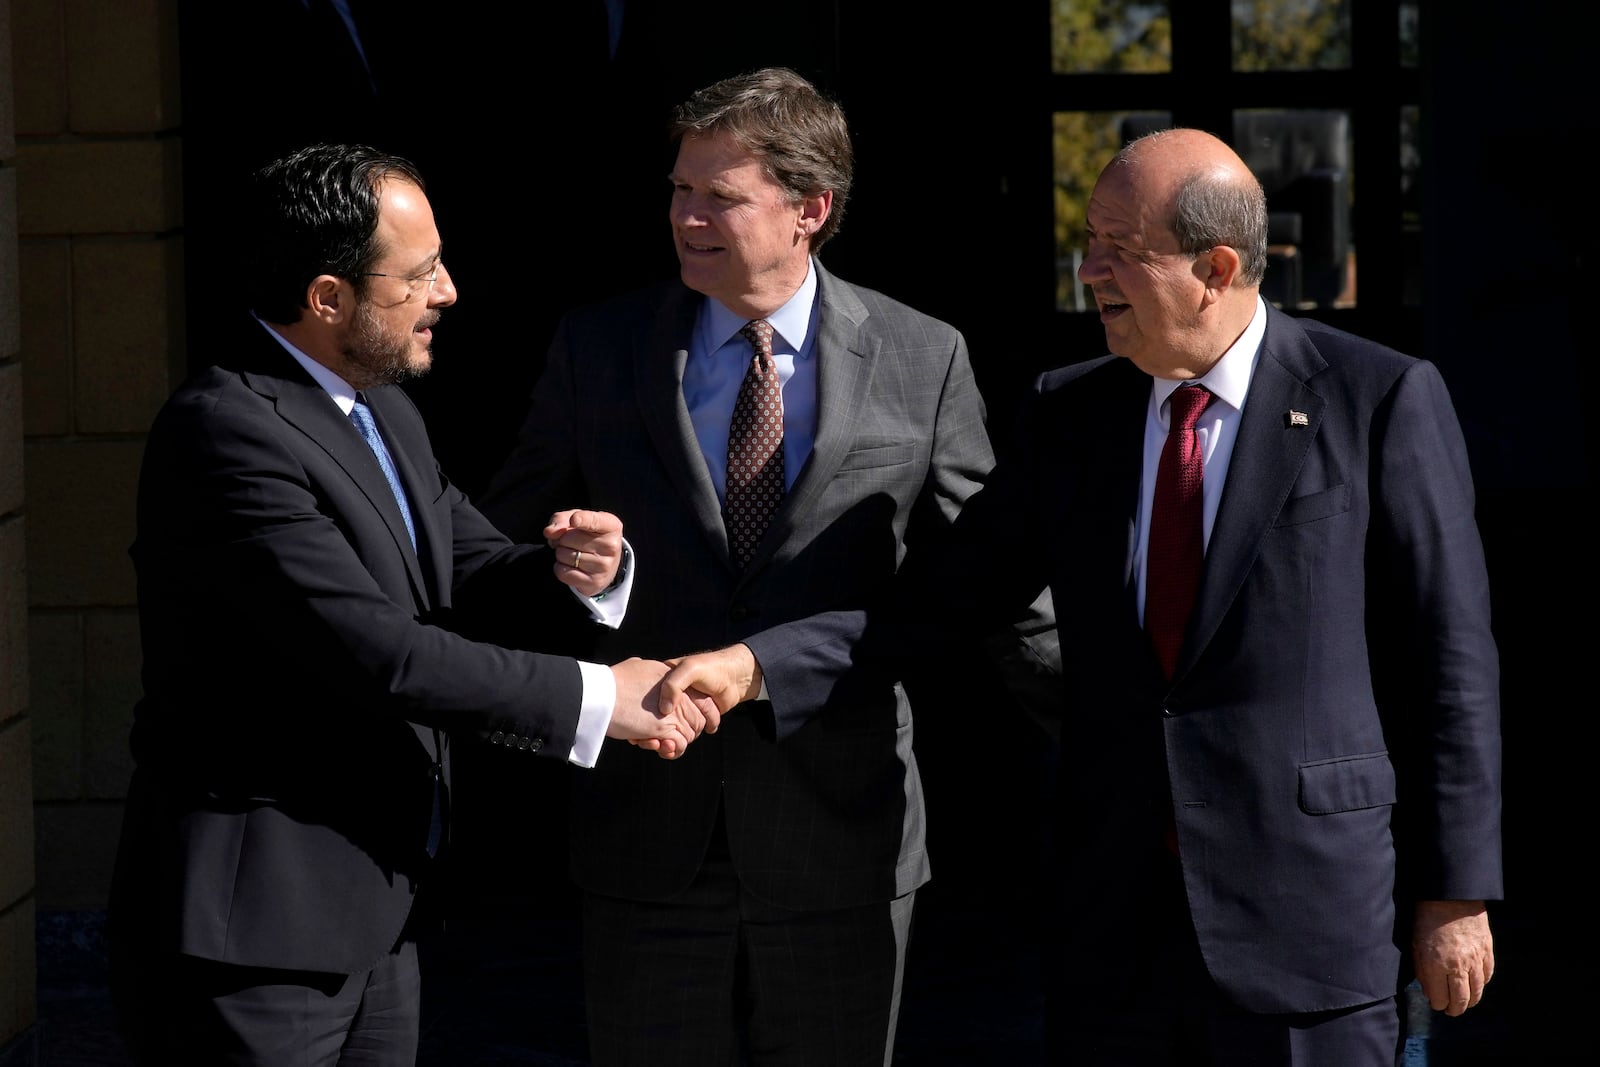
[355,262,441,295]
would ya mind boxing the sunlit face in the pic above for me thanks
[668,132,817,319]
[339,178,457,389]
[1077,162,1214,379]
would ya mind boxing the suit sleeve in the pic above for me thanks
[136,388,587,756]
[748,331,1059,738]
[1369,359,1503,902]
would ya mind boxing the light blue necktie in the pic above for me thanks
[349,395,417,550]
[351,395,439,856]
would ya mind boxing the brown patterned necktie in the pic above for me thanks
[1145,384,1214,679]
[725,319,784,570]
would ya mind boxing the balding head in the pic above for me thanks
[1078,127,1269,378]
[1108,128,1269,287]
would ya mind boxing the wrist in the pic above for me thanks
[592,543,631,601]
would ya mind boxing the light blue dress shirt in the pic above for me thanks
[682,260,821,502]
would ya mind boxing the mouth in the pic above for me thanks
[681,238,724,255]
[414,311,440,337]
[1095,295,1130,320]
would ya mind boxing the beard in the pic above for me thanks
[340,299,439,389]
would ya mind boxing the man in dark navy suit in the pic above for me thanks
[673,126,1502,1067]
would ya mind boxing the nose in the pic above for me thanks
[671,191,705,230]
[1078,244,1109,286]
[429,261,458,307]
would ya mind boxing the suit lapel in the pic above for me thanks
[746,265,873,576]
[635,286,732,565]
[1180,309,1328,679]
[242,340,432,607]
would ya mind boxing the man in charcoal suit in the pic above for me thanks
[108,143,706,1065]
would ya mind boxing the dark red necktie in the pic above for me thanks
[1145,384,1214,680]
[725,319,784,570]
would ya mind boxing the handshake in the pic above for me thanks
[545,507,761,760]
[605,647,761,759]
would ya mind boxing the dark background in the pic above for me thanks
[170,2,1591,1062]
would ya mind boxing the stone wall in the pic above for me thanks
[0,0,181,1058]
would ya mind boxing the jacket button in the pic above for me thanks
[490,731,505,745]
[528,738,543,753]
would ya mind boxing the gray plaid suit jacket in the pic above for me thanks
[479,259,998,908]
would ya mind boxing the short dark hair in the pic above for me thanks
[670,67,853,251]
[244,143,426,324]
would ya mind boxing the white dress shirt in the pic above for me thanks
[1133,296,1268,627]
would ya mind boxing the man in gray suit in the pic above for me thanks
[479,67,1050,1066]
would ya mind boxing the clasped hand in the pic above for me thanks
[605,645,764,759]
[545,509,624,598]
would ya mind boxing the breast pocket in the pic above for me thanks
[836,442,916,473]
[1274,483,1351,527]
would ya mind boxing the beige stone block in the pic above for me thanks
[0,169,18,358]
[12,0,68,137]
[84,609,137,798]
[0,520,27,720]
[64,0,181,133]
[0,898,40,1041]
[16,140,182,236]
[33,799,122,909]
[19,237,72,436]
[74,237,181,433]
[0,364,21,513]
[0,719,37,903]
[23,438,139,606]
[27,610,81,801]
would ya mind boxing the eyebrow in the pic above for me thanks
[400,248,442,276]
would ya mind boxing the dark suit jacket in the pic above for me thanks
[110,320,595,976]
[478,261,1004,910]
[925,304,1502,1015]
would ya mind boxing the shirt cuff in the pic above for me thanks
[569,660,616,767]
[575,540,633,630]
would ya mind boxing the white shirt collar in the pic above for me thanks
[1151,295,1267,415]
[253,313,360,414]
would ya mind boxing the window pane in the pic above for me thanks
[1053,111,1141,310]
[1232,0,1352,71]
[1400,2,1420,68]
[1052,1,1172,73]
[1234,107,1355,308]
[1401,104,1422,306]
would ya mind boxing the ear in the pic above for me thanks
[796,190,833,239]
[1199,245,1242,292]
[306,275,351,324]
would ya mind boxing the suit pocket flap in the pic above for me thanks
[1274,483,1351,526]
[837,442,916,472]
[1298,752,1396,814]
